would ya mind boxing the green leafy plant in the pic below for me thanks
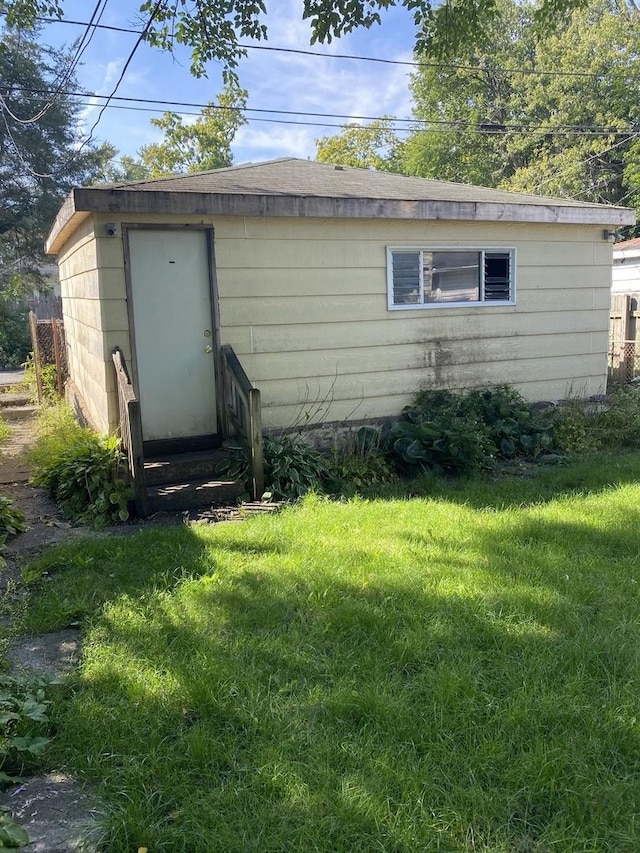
[391,385,554,475]
[595,386,640,449]
[0,307,30,371]
[262,435,330,500]
[218,436,330,500]
[0,495,26,568]
[324,427,398,495]
[31,404,132,524]
[0,674,58,780]
[0,496,26,541]
[0,809,29,847]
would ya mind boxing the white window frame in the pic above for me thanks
[386,246,517,311]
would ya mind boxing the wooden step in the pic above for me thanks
[145,476,245,513]
[0,404,39,421]
[144,449,229,486]
[0,393,31,409]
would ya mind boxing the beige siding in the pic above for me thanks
[59,212,612,434]
[213,217,612,430]
[56,218,112,432]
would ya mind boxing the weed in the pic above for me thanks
[0,418,10,446]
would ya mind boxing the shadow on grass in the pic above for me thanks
[40,497,640,852]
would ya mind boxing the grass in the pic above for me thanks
[0,416,10,446]
[13,451,640,851]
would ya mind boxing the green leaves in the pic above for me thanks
[139,85,248,177]
[31,404,132,525]
[0,810,29,848]
[390,385,554,474]
[0,675,58,779]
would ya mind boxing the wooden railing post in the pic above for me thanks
[112,347,147,516]
[220,344,264,500]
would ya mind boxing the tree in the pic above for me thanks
[2,0,594,81]
[401,0,640,225]
[138,85,248,177]
[0,28,110,364]
[315,118,402,171]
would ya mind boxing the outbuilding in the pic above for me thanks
[46,157,635,460]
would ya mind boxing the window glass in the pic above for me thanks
[392,252,421,304]
[389,247,513,308]
[428,251,480,303]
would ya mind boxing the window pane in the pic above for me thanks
[484,253,511,300]
[392,252,421,304]
[430,251,480,302]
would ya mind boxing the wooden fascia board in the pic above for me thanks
[45,191,93,255]
[59,186,635,231]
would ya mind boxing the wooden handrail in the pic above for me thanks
[112,347,147,516]
[220,344,264,499]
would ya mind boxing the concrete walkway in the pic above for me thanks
[0,369,25,387]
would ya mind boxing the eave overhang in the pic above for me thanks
[45,186,637,255]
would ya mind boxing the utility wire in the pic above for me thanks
[0,0,109,125]
[10,85,640,136]
[9,11,640,83]
[74,0,164,156]
[531,132,640,193]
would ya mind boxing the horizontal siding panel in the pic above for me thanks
[215,239,385,270]
[518,266,610,290]
[221,294,387,326]
[101,299,129,331]
[242,309,606,354]
[240,332,604,383]
[517,287,610,312]
[222,288,610,327]
[215,239,608,272]
[99,269,127,301]
[60,272,100,301]
[235,217,600,244]
[258,354,606,411]
[218,267,382,298]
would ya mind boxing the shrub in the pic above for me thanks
[263,435,329,500]
[390,385,554,475]
[595,386,640,448]
[547,400,600,455]
[324,428,398,495]
[30,404,131,524]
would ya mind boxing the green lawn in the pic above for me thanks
[17,453,640,852]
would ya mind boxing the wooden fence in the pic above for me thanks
[610,293,640,385]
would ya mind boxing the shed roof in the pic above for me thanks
[46,157,636,254]
[614,237,640,254]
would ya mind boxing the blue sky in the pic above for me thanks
[40,0,418,166]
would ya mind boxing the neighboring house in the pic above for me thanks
[612,237,640,294]
[45,158,635,453]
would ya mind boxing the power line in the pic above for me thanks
[11,12,640,84]
[74,0,164,155]
[0,1,109,125]
[11,85,640,137]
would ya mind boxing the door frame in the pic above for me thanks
[122,223,224,455]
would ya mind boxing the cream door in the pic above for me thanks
[127,228,217,443]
